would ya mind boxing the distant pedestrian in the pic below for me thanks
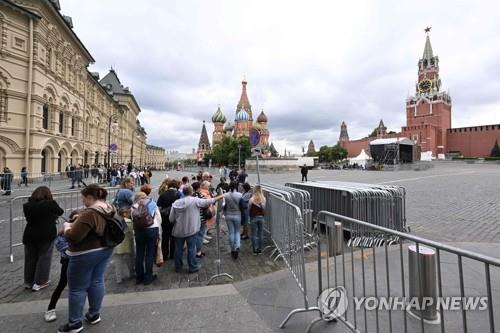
[169,185,222,273]
[23,186,64,291]
[249,185,266,255]
[19,166,28,187]
[300,164,308,182]
[44,210,80,323]
[59,185,115,333]
[2,166,13,195]
[223,181,243,259]
[70,164,86,189]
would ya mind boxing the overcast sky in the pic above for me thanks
[63,0,500,154]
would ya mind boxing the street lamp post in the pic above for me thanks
[107,113,119,182]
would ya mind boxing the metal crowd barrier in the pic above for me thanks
[8,186,120,262]
[311,211,500,333]
[286,181,407,247]
[266,193,321,328]
[260,184,316,259]
[207,189,233,285]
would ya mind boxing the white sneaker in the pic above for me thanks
[44,309,56,322]
[32,281,50,291]
[203,239,210,245]
[204,235,213,240]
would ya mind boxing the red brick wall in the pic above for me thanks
[447,125,500,157]
[340,138,370,157]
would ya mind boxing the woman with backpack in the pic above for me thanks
[131,191,161,285]
[249,185,266,255]
[58,185,115,333]
[223,181,243,259]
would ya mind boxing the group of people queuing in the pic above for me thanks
[19,167,266,333]
[65,163,154,189]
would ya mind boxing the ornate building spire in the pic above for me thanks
[236,78,252,120]
[307,140,316,154]
[339,121,349,142]
[197,121,211,161]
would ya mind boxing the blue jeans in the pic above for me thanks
[196,223,207,253]
[251,217,265,251]
[174,234,198,272]
[134,227,159,284]
[68,247,113,325]
[111,176,117,187]
[225,215,241,251]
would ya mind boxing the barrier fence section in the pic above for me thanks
[207,189,233,285]
[286,181,407,247]
[266,193,321,328]
[8,186,121,263]
[261,184,317,260]
[312,211,500,333]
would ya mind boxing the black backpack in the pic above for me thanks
[93,210,128,247]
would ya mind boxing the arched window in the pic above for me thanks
[59,111,64,133]
[42,104,49,129]
[71,117,75,136]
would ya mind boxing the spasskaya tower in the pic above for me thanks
[402,28,452,157]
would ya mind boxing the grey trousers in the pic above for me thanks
[24,241,54,285]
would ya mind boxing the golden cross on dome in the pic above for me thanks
[424,26,432,33]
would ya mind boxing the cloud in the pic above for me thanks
[62,0,500,153]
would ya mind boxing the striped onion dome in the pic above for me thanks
[211,105,226,123]
[236,109,250,121]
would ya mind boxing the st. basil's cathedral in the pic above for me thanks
[196,79,272,162]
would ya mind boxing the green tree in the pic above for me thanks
[317,144,347,162]
[205,136,251,167]
[491,139,500,157]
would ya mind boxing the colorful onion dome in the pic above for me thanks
[257,109,268,123]
[211,105,226,123]
[236,109,250,121]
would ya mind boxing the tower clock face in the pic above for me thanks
[418,79,432,93]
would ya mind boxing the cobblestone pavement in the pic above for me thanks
[0,161,499,305]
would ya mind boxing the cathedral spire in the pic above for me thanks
[236,78,252,119]
[198,121,211,149]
